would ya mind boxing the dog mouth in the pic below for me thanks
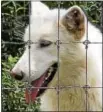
[25,63,58,103]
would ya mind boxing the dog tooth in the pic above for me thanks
[45,77,48,80]
[48,73,51,77]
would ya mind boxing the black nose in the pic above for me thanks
[10,71,24,81]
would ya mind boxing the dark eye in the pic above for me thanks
[39,39,52,48]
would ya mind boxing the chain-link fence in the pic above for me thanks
[1,1,103,111]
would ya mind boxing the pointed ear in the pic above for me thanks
[61,6,85,40]
[31,2,49,17]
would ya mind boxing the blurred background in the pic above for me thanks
[1,1,102,112]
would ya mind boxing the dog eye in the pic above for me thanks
[39,39,52,48]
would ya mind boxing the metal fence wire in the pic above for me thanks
[1,1,103,112]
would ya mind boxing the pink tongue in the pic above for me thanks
[25,75,45,104]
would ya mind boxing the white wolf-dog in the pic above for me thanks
[11,2,102,111]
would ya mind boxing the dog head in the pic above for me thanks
[11,2,86,103]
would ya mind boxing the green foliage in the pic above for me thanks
[1,1,29,59]
[2,55,41,112]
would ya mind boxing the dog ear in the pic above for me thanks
[31,2,49,18]
[62,6,85,40]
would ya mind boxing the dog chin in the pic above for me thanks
[25,63,58,103]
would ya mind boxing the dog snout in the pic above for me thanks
[10,71,24,81]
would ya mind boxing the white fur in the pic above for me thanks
[12,2,102,111]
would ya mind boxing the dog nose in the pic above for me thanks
[10,71,24,81]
